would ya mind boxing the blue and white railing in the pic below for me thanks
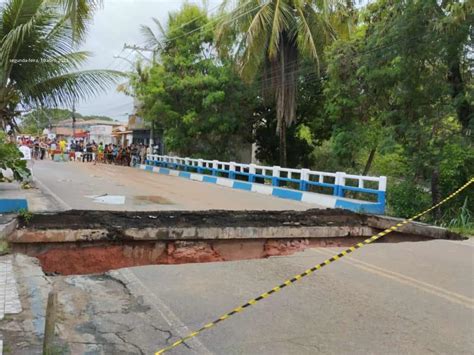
[145,154,387,214]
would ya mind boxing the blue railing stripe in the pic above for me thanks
[144,160,386,208]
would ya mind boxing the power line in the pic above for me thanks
[127,0,265,56]
[163,1,265,45]
[250,30,434,90]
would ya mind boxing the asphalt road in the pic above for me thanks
[30,160,316,211]
[30,159,474,354]
[122,240,474,355]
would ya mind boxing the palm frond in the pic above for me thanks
[0,0,45,70]
[294,6,320,73]
[51,0,102,42]
[140,18,164,50]
[22,69,125,108]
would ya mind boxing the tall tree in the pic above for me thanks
[323,0,473,219]
[131,4,257,160]
[0,0,122,132]
[217,0,347,166]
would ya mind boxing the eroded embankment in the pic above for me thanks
[8,209,462,275]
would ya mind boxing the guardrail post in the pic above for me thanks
[212,160,219,176]
[272,166,280,186]
[334,172,345,197]
[378,176,387,205]
[184,158,189,171]
[229,162,236,179]
[197,159,203,174]
[249,164,256,182]
[300,169,310,191]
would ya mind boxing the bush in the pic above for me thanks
[387,180,431,220]
[0,133,30,182]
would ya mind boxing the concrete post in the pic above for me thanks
[334,172,345,196]
[378,176,387,204]
[249,164,256,182]
[198,159,203,174]
[300,168,310,191]
[229,162,236,179]
[272,166,280,186]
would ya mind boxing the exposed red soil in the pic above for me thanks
[12,209,448,275]
[20,236,394,275]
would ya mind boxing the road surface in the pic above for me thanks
[30,160,316,211]
[30,160,474,354]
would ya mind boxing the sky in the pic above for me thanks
[76,0,219,122]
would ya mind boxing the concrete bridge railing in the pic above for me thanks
[145,154,387,213]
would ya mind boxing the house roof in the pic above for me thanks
[52,127,87,136]
[53,118,122,127]
[77,119,122,126]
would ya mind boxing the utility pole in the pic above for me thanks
[72,100,76,139]
[123,43,158,64]
[124,43,158,147]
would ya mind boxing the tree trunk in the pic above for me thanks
[431,166,442,220]
[279,122,287,167]
[275,32,297,168]
[363,147,377,175]
[448,61,472,130]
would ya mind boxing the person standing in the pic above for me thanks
[97,142,104,163]
[39,140,47,160]
[140,144,147,164]
[59,139,66,153]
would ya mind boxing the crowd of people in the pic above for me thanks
[18,136,151,167]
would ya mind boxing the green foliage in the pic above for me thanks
[0,240,9,255]
[216,0,346,166]
[19,108,113,134]
[441,197,474,237]
[254,105,315,168]
[387,180,431,220]
[127,0,473,225]
[18,208,33,224]
[132,3,257,160]
[0,0,123,130]
[322,0,473,222]
[0,133,30,182]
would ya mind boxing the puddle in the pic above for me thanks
[134,195,172,205]
[86,194,126,205]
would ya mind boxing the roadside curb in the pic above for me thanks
[0,214,17,240]
[0,199,28,213]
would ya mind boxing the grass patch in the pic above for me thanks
[0,240,10,255]
[447,226,474,237]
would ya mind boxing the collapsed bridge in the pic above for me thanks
[7,209,462,275]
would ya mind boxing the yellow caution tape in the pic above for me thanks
[156,178,473,354]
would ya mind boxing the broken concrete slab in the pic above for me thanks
[10,209,462,242]
[5,209,463,275]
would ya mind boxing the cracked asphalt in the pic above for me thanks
[119,240,474,355]
[17,160,474,354]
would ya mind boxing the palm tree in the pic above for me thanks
[0,0,123,131]
[218,0,345,166]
